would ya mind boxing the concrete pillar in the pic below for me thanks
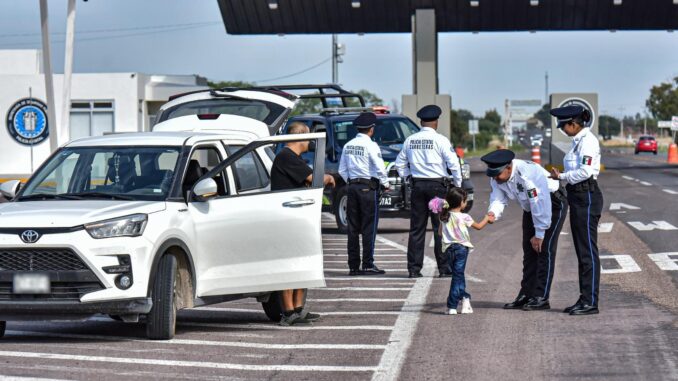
[402,9,453,141]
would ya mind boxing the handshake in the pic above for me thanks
[486,212,496,224]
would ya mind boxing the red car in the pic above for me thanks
[635,136,658,155]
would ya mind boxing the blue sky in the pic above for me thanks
[1,0,677,118]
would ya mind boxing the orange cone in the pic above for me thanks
[668,143,678,164]
[531,145,541,164]
[455,147,465,159]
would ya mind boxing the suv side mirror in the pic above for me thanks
[191,178,218,201]
[0,180,21,200]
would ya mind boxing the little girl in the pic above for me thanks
[429,188,494,315]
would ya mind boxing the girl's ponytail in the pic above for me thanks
[428,197,451,222]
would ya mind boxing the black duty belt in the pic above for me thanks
[566,178,598,193]
[349,178,380,190]
[349,178,372,186]
[551,186,567,201]
[412,177,448,185]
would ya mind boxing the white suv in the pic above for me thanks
[0,122,327,340]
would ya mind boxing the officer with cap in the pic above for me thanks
[395,105,462,278]
[549,105,603,315]
[339,112,390,276]
[482,149,568,311]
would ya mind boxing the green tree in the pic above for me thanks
[483,109,501,125]
[534,104,551,128]
[598,115,621,138]
[646,77,678,121]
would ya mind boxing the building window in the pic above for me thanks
[70,101,115,140]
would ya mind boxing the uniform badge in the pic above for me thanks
[527,188,538,198]
[517,183,524,192]
[581,156,593,165]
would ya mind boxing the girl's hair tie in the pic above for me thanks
[428,197,449,214]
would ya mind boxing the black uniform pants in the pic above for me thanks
[347,183,379,270]
[406,180,448,274]
[520,190,568,300]
[567,185,604,306]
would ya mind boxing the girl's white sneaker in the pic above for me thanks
[460,297,473,314]
[445,308,458,315]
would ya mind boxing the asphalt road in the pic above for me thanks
[0,148,677,380]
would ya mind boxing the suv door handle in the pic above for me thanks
[282,199,315,208]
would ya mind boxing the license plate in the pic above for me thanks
[380,197,392,206]
[13,273,50,294]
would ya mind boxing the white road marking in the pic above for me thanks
[610,203,641,211]
[600,255,642,274]
[372,237,435,381]
[315,287,411,291]
[560,232,569,235]
[178,321,394,331]
[324,261,407,264]
[598,222,614,233]
[628,221,678,231]
[647,252,678,271]
[622,175,635,180]
[663,189,678,195]
[0,351,377,373]
[194,307,402,316]
[640,181,652,186]
[307,298,406,303]
[324,248,405,252]
[429,237,435,247]
[5,330,386,350]
[324,268,408,272]
[0,377,71,381]
[324,254,406,257]
[326,277,414,281]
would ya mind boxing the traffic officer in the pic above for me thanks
[338,112,390,276]
[549,105,603,316]
[482,149,568,311]
[395,105,462,278]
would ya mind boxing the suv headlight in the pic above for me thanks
[462,163,471,180]
[85,214,148,239]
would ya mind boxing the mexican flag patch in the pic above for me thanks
[527,188,538,198]
[581,155,593,165]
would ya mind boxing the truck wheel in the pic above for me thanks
[261,290,308,322]
[0,321,5,338]
[653,150,657,155]
[146,254,178,340]
[333,187,349,234]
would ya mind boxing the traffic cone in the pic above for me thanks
[668,143,678,164]
[455,146,465,159]
[531,145,541,164]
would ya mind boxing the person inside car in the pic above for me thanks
[271,121,335,326]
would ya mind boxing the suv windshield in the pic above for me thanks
[157,98,286,126]
[19,146,181,201]
[333,117,419,148]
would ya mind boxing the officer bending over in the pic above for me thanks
[395,105,462,278]
[482,149,568,311]
[338,112,390,276]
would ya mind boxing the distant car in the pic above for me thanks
[545,128,552,138]
[635,136,658,155]
[530,134,543,146]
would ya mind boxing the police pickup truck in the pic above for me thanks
[272,85,474,232]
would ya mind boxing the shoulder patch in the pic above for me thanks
[527,188,538,198]
[581,156,593,166]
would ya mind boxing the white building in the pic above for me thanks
[0,50,207,179]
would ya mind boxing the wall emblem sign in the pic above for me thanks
[6,98,49,145]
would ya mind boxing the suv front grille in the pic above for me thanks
[0,281,104,301]
[0,248,88,271]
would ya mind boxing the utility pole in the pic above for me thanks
[544,71,549,104]
[332,34,345,84]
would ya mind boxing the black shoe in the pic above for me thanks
[569,304,599,315]
[301,311,321,322]
[362,265,386,275]
[438,272,452,278]
[349,269,363,276]
[522,297,551,311]
[503,294,530,309]
[563,300,584,313]
[408,272,423,278]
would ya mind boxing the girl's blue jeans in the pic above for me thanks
[446,243,471,308]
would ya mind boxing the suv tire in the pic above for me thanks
[262,290,307,322]
[146,254,178,340]
[0,321,5,338]
[333,186,349,234]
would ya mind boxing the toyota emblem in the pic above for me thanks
[20,230,40,243]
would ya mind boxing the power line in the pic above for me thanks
[254,57,332,83]
[0,21,221,39]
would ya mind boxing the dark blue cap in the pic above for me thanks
[416,105,442,122]
[550,105,585,129]
[480,149,515,177]
[354,112,377,129]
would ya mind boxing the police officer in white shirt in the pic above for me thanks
[550,105,603,316]
[482,149,568,311]
[395,105,462,278]
[339,112,390,276]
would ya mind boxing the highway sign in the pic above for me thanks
[469,119,479,135]
[672,116,678,131]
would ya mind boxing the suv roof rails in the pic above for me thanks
[320,107,373,116]
[249,84,366,108]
